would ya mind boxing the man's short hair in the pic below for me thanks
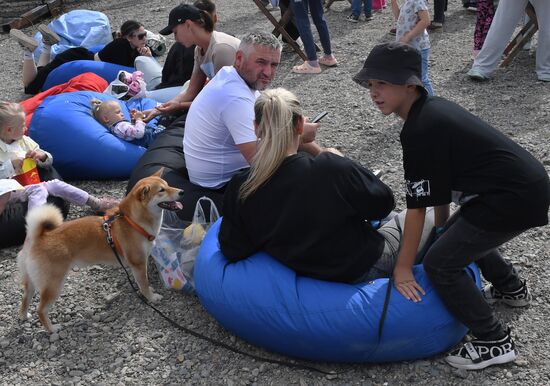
[238,31,282,57]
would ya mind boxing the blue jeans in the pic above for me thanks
[421,48,434,96]
[131,124,166,148]
[291,0,333,61]
[423,212,524,340]
[351,0,372,17]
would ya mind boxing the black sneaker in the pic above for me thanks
[365,14,373,21]
[346,14,359,23]
[483,280,531,307]
[445,329,517,370]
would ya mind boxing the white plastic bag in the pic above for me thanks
[151,197,219,294]
[145,30,167,56]
[104,70,147,100]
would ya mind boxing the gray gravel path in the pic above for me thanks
[0,0,549,385]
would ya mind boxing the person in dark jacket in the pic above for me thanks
[219,87,420,284]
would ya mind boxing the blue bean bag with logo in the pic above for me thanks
[29,91,158,180]
[194,219,482,363]
[43,60,134,91]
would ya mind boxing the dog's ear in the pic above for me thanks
[152,168,165,178]
[139,185,151,201]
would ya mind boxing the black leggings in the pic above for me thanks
[25,47,94,94]
[423,212,523,340]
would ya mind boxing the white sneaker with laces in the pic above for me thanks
[467,68,490,81]
[446,329,517,370]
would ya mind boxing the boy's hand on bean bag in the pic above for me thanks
[394,265,425,302]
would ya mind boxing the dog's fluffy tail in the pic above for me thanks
[25,204,63,242]
[18,204,64,291]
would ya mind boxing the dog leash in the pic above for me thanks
[101,215,340,376]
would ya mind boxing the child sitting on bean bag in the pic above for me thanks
[0,101,118,215]
[90,98,164,147]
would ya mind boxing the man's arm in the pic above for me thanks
[237,141,258,164]
[297,121,323,156]
[394,207,427,302]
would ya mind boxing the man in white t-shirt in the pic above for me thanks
[184,31,321,189]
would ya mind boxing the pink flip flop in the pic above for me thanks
[292,61,321,74]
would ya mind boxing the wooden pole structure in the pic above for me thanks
[2,0,63,33]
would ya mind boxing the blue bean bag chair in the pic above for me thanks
[195,220,482,363]
[33,10,112,62]
[43,60,134,91]
[29,91,159,180]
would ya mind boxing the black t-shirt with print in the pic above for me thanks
[219,152,395,283]
[401,95,549,231]
[97,38,140,67]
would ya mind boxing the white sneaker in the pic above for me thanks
[467,68,490,81]
[446,329,517,370]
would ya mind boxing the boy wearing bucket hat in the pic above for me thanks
[353,42,550,370]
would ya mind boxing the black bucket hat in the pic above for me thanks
[159,4,201,35]
[353,42,426,93]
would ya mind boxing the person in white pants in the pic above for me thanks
[467,0,550,82]
[134,56,189,103]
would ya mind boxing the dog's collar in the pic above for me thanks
[119,212,156,242]
[102,212,156,255]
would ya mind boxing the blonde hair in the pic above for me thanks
[239,88,302,201]
[0,101,25,131]
[90,99,119,125]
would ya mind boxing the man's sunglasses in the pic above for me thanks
[132,32,147,40]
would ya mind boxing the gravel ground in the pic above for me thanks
[1,0,549,385]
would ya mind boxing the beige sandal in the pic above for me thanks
[319,55,338,67]
[292,61,321,74]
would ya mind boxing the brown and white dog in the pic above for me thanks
[17,170,183,332]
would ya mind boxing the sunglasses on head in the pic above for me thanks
[132,32,147,40]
